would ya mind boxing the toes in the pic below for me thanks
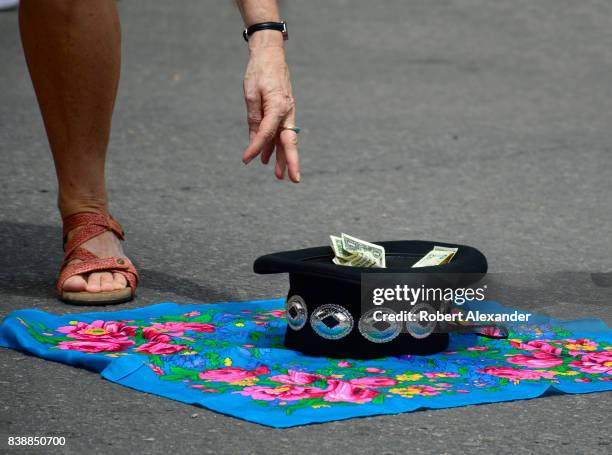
[65,271,127,293]
[63,274,88,292]
[113,272,128,290]
[100,272,115,292]
[86,272,103,292]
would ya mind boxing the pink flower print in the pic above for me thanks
[564,338,599,351]
[365,367,386,373]
[190,385,220,392]
[348,377,397,388]
[269,310,286,318]
[57,340,134,353]
[479,366,556,380]
[198,365,270,383]
[510,340,562,356]
[269,370,320,385]
[148,321,215,337]
[135,341,189,355]
[142,327,172,343]
[506,352,563,368]
[56,320,136,352]
[323,380,380,404]
[57,320,136,341]
[569,352,612,375]
[148,363,165,375]
[239,385,327,401]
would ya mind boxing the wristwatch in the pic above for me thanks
[243,21,288,42]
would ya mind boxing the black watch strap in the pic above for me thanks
[243,21,288,42]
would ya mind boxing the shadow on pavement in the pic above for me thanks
[0,221,608,316]
[482,272,611,320]
[0,221,233,302]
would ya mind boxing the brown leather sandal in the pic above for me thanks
[57,212,139,305]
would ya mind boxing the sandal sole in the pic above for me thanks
[60,288,133,306]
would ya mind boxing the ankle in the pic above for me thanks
[58,194,109,219]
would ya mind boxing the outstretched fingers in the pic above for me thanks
[279,128,299,183]
[243,95,285,164]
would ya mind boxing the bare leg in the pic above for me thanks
[20,0,129,293]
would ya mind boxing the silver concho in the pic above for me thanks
[406,302,436,339]
[358,308,402,343]
[285,295,308,330]
[310,304,353,340]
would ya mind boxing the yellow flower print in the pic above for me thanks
[389,385,441,398]
[83,327,108,336]
[534,369,559,376]
[230,377,259,387]
[389,387,416,397]
[565,343,597,351]
[396,373,423,382]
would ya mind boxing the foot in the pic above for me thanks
[62,229,130,293]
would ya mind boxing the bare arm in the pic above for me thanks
[236,0,299,182]
[236,0,280,24]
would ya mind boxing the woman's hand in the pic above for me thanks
[242,31,300,183]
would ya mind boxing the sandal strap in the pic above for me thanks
[63,212,125,261]
[61,246,99,265]
[58,212,139,297]
[113,268,139,293]
[56,256,139,295]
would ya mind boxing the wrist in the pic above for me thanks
[248,29,285,50]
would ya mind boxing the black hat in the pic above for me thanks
[254,240,487,359]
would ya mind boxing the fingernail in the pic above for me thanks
[296,172,301,182]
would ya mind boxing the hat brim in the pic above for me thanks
[254,240,487,285]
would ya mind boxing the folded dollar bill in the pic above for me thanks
[330,233,386,268]
[411,245,458,268]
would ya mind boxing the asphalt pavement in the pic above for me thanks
[1,1,611,454]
